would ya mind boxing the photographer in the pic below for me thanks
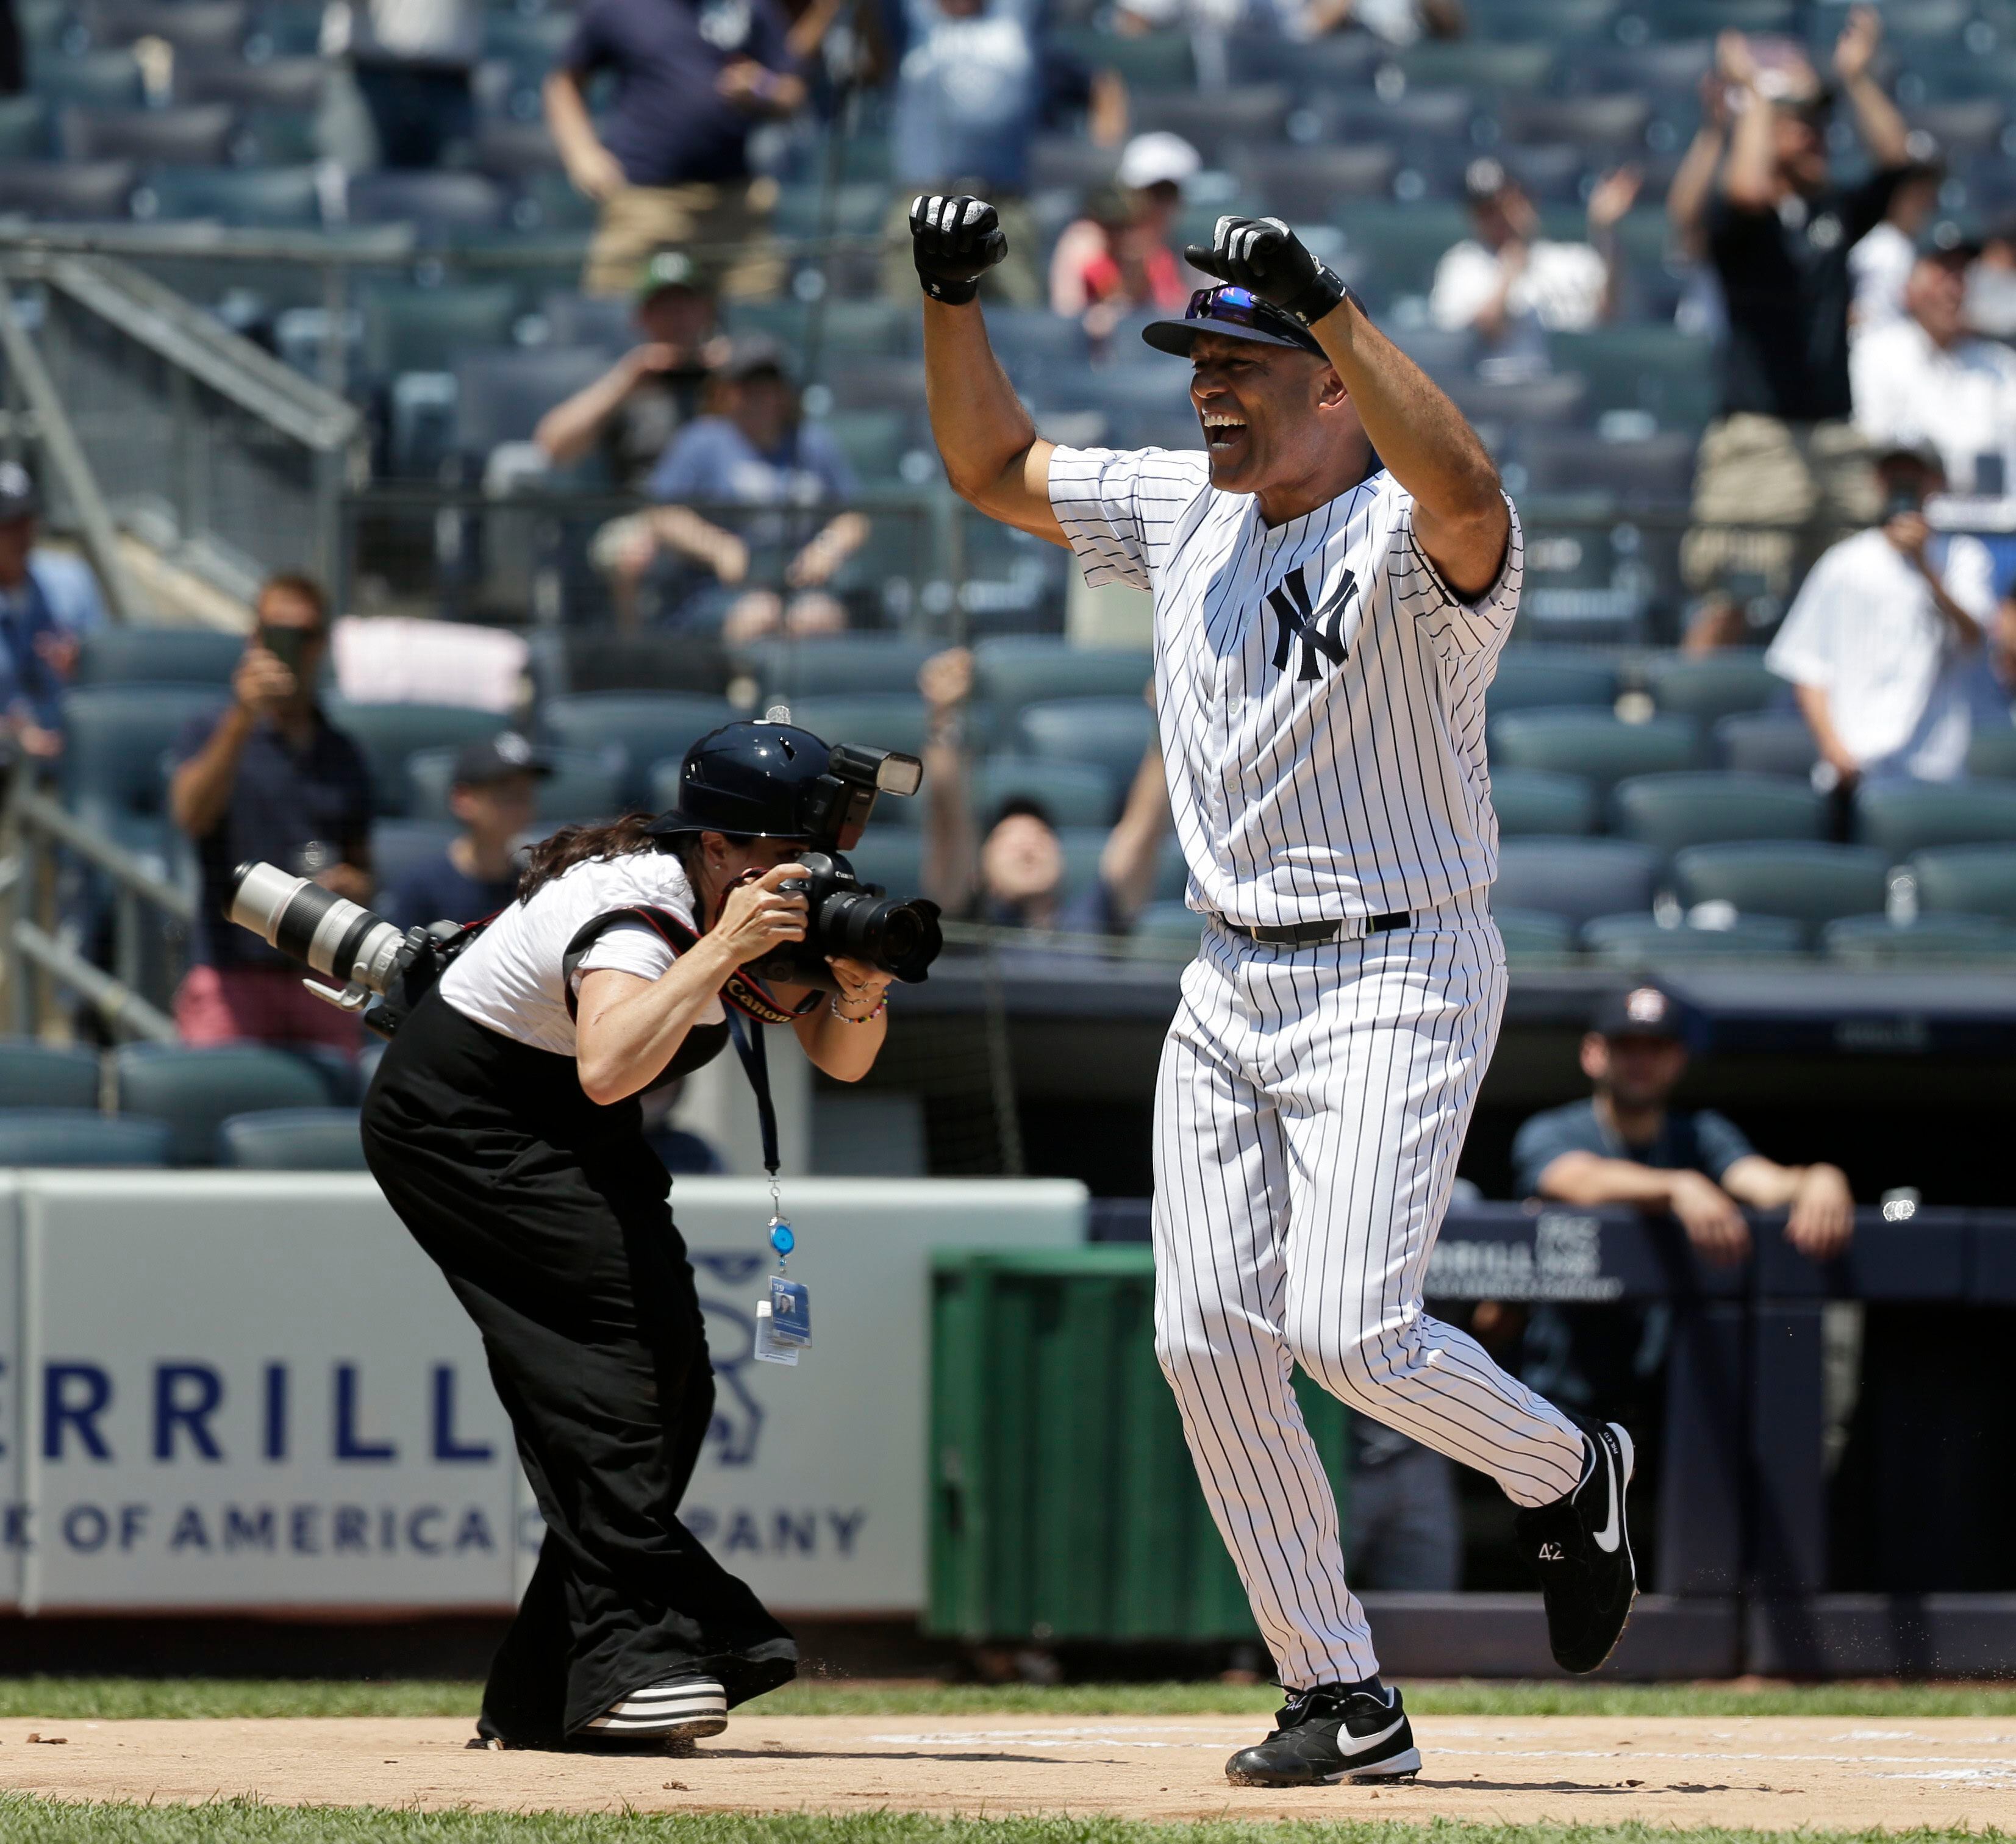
[359,721,895,1754]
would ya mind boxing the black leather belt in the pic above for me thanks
[1215,911,1413,946]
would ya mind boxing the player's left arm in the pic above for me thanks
[1187,215,1509,600]
[1720,1155,1855,1259]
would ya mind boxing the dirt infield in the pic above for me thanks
[1,1712,2013,1828]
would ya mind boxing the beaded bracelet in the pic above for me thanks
[831,995,888,1024]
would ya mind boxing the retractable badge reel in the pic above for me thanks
[753,1176,811,1365]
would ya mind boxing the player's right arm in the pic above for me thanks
[913,195,1067,547]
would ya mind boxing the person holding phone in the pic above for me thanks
[167,572,377,1054]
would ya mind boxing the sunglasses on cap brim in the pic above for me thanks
[1141,285,1326,359]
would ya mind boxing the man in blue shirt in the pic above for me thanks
[383,731,550,930]
[1512,984,1854,1260]
[543,0,806,298]
[0,465,73,766]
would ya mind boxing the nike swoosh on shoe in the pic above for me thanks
[1591,1437,1621,1554]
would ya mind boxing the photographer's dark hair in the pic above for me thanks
[518,813,665,903]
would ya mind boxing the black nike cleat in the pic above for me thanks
[1224,1683,1421,1786]
[1514,1420,1637,1673]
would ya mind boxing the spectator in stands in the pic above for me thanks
[1682,10,1913,635]
[1278,0,1464,45]
[167,574,374,1056]
[918,647,1170,933]
[1849,141,1943,339]
[1767,440,1996,796]
[534,251,724,488]
[1429,158,1640,374]
[597,339,867,638]
[331,0,481,170]
[1049,132,1201,343]
[0,464,76,764]
[382,732,549,931]
[1853,246,2016,499]
[545,0,806,300]
[1514,984,1854,1263]
[1667,69,1730,342]
[885,0,1128,308]
[1966,218,2016,340]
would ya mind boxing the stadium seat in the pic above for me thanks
[59,101,235,165]
[322,701,504,820]
[1517,430,1696,506]
[30,48,146,110]
[359,283,520,380]
[1051,23,1195,91]
[843,827,924,895]
[1017,696,1159,788]
[473,117,562,181]
[0,1038,102,1110]
[370,819,461,910]
[74,625,245,688]
[241,0,323,55]
[86,0,250,53]
[1495,908,1578,961]
[175,52,324,111]
[1582,912,1803,965]
[1492,838,1656,931]
[741,636,938,701]
[1855,781,2016,856]
[540,693,735,810]
[776,695,932,760]
[1496,143,1595,205]
[1484,649,1617,717]
[1911,846,2016,920]
[1129,85,1290,163]
[1492,767,1598,836]
[1610,771,1824,858]
[1402,39,1555,92]
[481,7,573,67]
[0,159,135,218]
[1500,91,1649,151]
[113,1043,332,1166]
[970,756,1119,830]
[1820,913,2016,965]
[1970,723,2016,779]
[0,95,50,159]
[1642,651,1782,727]
[1448,371,1589,429]
[820,409,909,482]
[540,291,635,354]
[1226,145,1398,222]
[451,346,612,458]
[346,171,509,237]
[409,745,621,826]
[0,1109,171,1167]
[218,1107,369,1171]
[1546,327,1721,427]
[137,163,321,227]
[1128,899,1204,961]
[1715,709,1817,777]
[973,637,1153,729]
[1672,841,1890,945]
[531,629,730,698]
[60,683,227,863]
[1490,709,1700,796]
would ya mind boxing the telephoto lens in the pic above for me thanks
[227,861,409,996]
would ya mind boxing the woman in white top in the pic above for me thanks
[361,722,893,1754]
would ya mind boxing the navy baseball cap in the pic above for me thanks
[1142,285,1326,360]
[452,731,551,788]
[1590,984,1685,1042]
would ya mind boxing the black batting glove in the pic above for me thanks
[1185,215,1348,328]
[910,193,1007,306]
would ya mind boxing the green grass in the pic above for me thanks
[1,1678,2015,1721]
[0,1808,2002,1844]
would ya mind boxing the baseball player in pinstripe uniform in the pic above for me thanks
[911,196,1639,1786]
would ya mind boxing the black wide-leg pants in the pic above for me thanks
[361,988,796,1746]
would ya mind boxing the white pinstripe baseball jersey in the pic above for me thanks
[1049,446,1523,927]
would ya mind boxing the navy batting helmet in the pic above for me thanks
[646,721,835,841]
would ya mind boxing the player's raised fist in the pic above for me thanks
[909,194,1007,306]
[1185,215,1348,329]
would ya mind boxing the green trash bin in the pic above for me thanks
[928,1246,1349,1645]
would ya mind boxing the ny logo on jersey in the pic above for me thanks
[1267,563,1359,681]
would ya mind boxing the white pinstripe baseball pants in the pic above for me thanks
[1150,890,1587,1687]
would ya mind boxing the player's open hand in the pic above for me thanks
[910,195,1007,306]
[1185,215,1346,327]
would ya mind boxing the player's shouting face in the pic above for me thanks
[1188,332,1368,499]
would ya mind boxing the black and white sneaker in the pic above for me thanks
[1514,1421,1637,1674]
[579,1674,728,1746]
[1224,1683,1421,1787]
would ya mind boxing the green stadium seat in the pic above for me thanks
[1646,1,1794,38]
[1493,838,1656,929]
[143,161,325,227]
[1490,709,1700,796]
[820,409,908,482]
[1672,841,1890,945]
[973,638,1154,724]
[74,625,246,688]
[1494,907,1577,962]
[1641,651,1781,727]
[30,49,146,110]
[0,1038,102,1110]
[1967,723,2016,779]
[1854,781,2016,856]
[1017,696,1159,788]
[1547,327,1720,426]
[1128,899,1203,962]
[740,636,938,700]
[0,1109,171,1167]
[323,701,505,819]
[777,695,931,759]
[0,95,49,159]
[1400,40,1555,91]
[1609,771,1824,858]
[1336,203,1473,301]
[1820,913,2016,965]
[1485,649,1618,717]
[218,1107,369,1170]
[114,1043,332,1167]
[1909,846,2016,921]
[970,756,1118,829]
[1054,826,1112,908]
[843,828,924,895]
[1715,710,1817,777]
[60,683,229,862]
[408,745,621,826]
[540,692,735,810]
[358,282,520,379]
[1493,767,1598,836]
[1051,24,1195,91]
[1582,912,1803,965]
[1476,0,1619,39]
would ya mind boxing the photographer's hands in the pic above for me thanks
[714,862,812,963]
[827,956,893,1021]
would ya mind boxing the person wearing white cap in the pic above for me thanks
[1049,130,1206,340]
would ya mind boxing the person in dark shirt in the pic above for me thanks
[1512,984,1853,1262]
[167,574,375,1056]
[0,464,71,767]
[384,731,551,931]
[543,0,806,299]
[1684,7,1912,640]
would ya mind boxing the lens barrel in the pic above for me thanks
[227,862,407,995]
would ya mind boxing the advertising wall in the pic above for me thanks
[0,1173,1085,1615]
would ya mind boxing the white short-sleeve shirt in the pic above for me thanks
[437,848,723,1056]
[1049,445,1523,926]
